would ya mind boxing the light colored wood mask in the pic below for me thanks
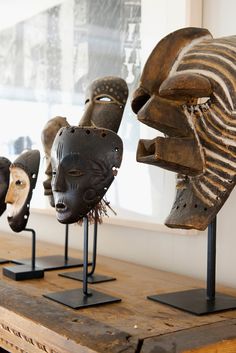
[132,27,236,230]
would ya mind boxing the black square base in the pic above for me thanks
[12,255,85,271]
[44,288,121,309]
[0,258,9,264]
[148,288,236,315]
[3,264,44,281]
[59,271,116,284]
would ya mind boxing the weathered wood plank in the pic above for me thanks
[0,231,235,352]
[0,281,137,353]
[141,319,236,353]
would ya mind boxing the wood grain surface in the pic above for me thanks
[0,231,235,352]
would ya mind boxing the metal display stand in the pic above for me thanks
[3,228,44,281]
[148,217,236,315]
[0,259,10,264]
[59,217,116,283]
[12,224,84,270]
[44,217,121,309]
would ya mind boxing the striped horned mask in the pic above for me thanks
[132,27,236,230]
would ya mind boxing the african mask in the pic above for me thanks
[132,27,236,230]
[41,116,70,207]
[79,76,128,133]
[0,157,11,217]
[51,126,123,224]
[5,150,40,232]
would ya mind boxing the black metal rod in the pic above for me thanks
[25,228,36,270]
[64,224,69,262]
[206,217,217,300]
[83,216,89,295]
[88,217,98,276]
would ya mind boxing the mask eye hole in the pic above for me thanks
[131,93,150,114]
[96,96,112,102]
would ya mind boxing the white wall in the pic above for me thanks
[202,0,236,287]
[203,0,236,36]
[1,0,236,290]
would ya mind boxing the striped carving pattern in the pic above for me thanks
[174,36,236,208]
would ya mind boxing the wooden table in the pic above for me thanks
[0,231,235,353]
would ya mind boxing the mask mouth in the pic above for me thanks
[54,200,80,224]
[135,96,204,176]
[55,201,67,212]
[137,136,203,176]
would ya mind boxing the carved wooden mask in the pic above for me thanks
[132,27,236,230]
[79,76,128,132]
[41,116,70,207]
[0,157,11,217]
[51,126,123,224]
[5,150,40,232]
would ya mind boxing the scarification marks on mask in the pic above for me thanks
[91,77,128,105]
[213,92,231,114]
[87,158,112,186]
[196,110,236,151]
[205,108,236,137]
[66,156,113,193]
[70,183,79,190]
[168,34,212,77]
[213,39,236,56]
[56,142,63,162]
[177,37,236,207]
[184,106,236,206]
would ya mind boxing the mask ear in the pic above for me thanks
[138,27,212,93]
[159,72,212,100]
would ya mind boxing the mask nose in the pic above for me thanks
[5,182,15,204]
[45,162,52,176]
[131,87,150,114]
[43,178,52,196]
[52,169,66,192]
[78,101,93,127]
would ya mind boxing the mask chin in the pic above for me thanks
[7,202,29,232]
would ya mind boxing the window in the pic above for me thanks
[0,0,200,225]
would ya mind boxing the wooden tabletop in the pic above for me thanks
[0,231,235,353]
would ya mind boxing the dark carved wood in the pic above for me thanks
[78,76,128,133]
[0,232,236,352]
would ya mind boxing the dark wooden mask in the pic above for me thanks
[0,157,11,217]
[132,27,236,230]
[79,76,129,132]
[51,126,123,224]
